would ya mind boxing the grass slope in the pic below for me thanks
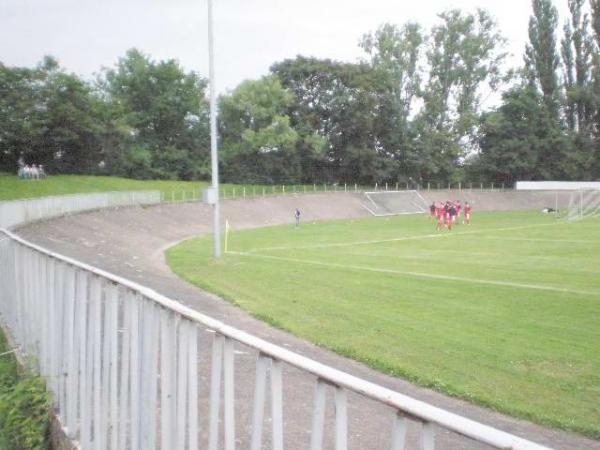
[167,211,600,438]
[0,173,340,202]
[0,174,206,201]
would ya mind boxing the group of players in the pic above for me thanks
[430,200,472,230]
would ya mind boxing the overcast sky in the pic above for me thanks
[2,0,570,97]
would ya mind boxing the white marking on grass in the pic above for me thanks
[478,237,600,244]
[247,221,562,253]
[227,251,598,296]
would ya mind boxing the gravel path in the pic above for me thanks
[18,193,599,450]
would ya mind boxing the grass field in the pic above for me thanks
[167,211,600,437]
[0,173,206,201]
[0,173,343,202]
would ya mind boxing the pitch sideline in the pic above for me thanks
[226,250,597,296]
[244,220,566,253]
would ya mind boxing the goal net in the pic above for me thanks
[363,190,429,216]
[566,189,600,221]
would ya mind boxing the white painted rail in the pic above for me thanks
[0,227,554,450]
[0,190,161,229]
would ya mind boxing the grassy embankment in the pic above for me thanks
[167,211,600,438]
[0,329,51,450]
[0,174,206,201]
[0,173,340,202]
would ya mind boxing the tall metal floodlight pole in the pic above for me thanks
[208,0,221,258]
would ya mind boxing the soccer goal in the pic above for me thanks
[566,189,600,221]
[363,190,429,216]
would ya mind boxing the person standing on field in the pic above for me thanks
[436,202,445,231]
[295,208,301,227]
[464,202,472,225]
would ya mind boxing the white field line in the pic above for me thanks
[246,221,563,253]
[227,251,598,297]
[478,237,600,244]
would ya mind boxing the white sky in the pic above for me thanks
[2,0,570,99]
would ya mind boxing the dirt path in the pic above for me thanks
[18,193,598,449]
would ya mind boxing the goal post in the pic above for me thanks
[566,189,600,221]
[362,190,429,216]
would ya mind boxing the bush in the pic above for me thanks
[0,332,51,450]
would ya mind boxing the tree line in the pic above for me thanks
[1,0,600,185]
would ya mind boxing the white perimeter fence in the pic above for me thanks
[160,182,513,204]
[0,191,161,229]
[0,229,553,450]
[516,181,600,191]
[0,192,554,449]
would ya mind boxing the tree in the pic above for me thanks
[0,62,46,172]
[272,57,381,184]
[102,49,210,179]
[360,23,425,182]
[525,0,560,117]
[418,9,507,182]
[218,76,300,183]
[0,57,105,174]
[478,86,570,182]
[562,0,594,133]
[590,0,600,177]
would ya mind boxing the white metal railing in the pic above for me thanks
[159,183,513,204]
[0,190,161,229]
[0,227,553,450]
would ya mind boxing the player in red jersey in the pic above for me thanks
[436,202,445,230]
[463,202,472,224]
[448,202,457,230]
[455,200,461,225]
[444,201,452,229]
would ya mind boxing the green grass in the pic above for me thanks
[0,173,347,202]
[0,173,207,201]
[0,329,51,449]
[0,331,17,450]
[166,211,600,438]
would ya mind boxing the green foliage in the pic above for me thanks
[167,211,600,438]
[423,9,507,139]
[0,57,104,175]
[0,333,51,450]
[2,4,600,185]
[525,0,560,116]
[0,378,51,450]
[219,76,300,183]
[479,86,569,181]
[102,49,210,180]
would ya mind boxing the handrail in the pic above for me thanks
[0,190,161,229]
[0,189,159,204]
[0,227,553,450]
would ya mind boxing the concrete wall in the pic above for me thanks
[516,181,600,190]
[0,190,161,229]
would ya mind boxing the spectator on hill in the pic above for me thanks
[17,163,47,180]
